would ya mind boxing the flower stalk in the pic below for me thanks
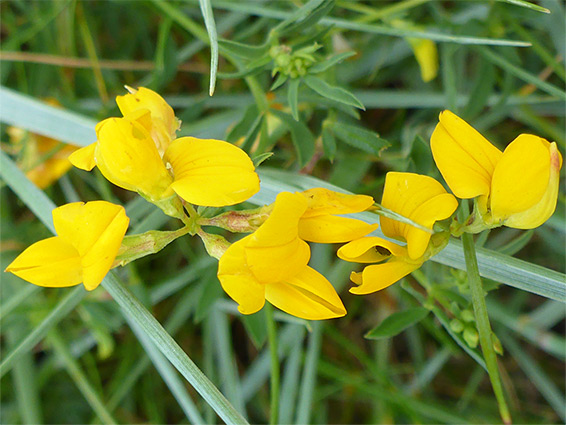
[460,203,511,424]
[265,304,280,425]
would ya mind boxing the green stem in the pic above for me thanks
[265,304,280,425]
[461,212,511,424]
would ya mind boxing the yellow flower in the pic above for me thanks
[217,191,350,320]
[338,172,458,294]
[115,86,180,155]
[6,201,129,291]
[408,38,438,82]
[431,110,563,229]
[70,87,260,208]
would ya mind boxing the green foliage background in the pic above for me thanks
[0,1,564,424]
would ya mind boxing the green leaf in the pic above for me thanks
[321,125,336,161]
[365,307,429,340]
[309,51,356,73]
[273,0,335,36]
[269,109,315,167]
[218,38,269,60]
[288,78,300,120]
[304,75,365,110]
[252,152,274,167]
[199,0,218,95]
[495,0,550,13]
[217,55,272,79]
[330,121,389,155]
[270,73,288,91]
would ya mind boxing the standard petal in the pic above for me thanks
[301,188,374,218]
[490,134,552,222]
[5,236,83,288]
[116,86,179,153]
[69,142,97,171]
[246,192,310,283]
[166,137,260,207]
[349,260,422,295]
[431,110,502,199]
[265,266,346,320]
[337,237,407,263]
[404,193,458,259]
[95,117,173,200]
[217,236,266,314]
[298,215,378,243]
[501,141,563,229]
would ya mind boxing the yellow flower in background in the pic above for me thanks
[299,188,378,243]
[338,172,458,294]
[431,110,563,229]
[218,192,347,320]
[116,86,180,155]
[407,38,438,82]
[6,201,129,291]
[70,86,260,208]
[8,98,78,189]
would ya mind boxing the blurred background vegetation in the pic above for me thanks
[0,0,564,424]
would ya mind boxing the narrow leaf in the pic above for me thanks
[274,0,335,36]
[218,38,269,60]
[365,307,429,339]
[495,0,550,13]
[304,75,365,109]
[288,78,300,120]
[309,51,356,73]
[330,121,389,155]
[199,0,219,95]
[321,125,336,161]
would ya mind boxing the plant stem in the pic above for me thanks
[265,304,280,425]
[461,216,511,424]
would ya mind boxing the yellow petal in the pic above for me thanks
[298,215,378,243]
[217,236,266,315]
[52,201,129,290]
[69,142,97,171]
[166,137,260,207]
[5,236,83,288]
[494,139,563,229]
[404,193,458,259]
[27,143,78,189]
[95,117,173,200]
[431,110,502,199]
[490,135,550,219]
[246,192,310,283]
[265,266,346,320]
[349,259,422,295]
[337,237,407,263]
[300,188,375,218]
[116,86,179,154]
[408,38,438,82]
[381,172,457,258]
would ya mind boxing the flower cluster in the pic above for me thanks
[6,89,562,320]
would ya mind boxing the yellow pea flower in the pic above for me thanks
[217,192,347,320]
[431,110,563,229]
[6,201,129,291]
[115,86,180,155]
[338,172,458,294]
[70,87,260,209]
[70,112,175,203]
